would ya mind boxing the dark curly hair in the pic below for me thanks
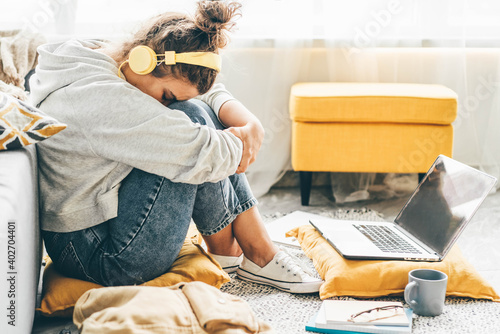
[118,0,241,94]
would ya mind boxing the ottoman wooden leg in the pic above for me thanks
[300,171,313,206]
[418,173,426,183]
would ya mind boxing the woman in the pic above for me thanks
[30,0,322,294]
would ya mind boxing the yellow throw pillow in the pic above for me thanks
[38,228,230,318]
[0,92,66,151]
[286,225,500,302]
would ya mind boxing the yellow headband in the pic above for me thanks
[125,45,221,76]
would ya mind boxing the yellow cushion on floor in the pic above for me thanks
[37,227,230,318]
[290,82,457,124]
[286,225,500,302]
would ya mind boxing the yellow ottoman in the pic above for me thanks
[289,82,458,205]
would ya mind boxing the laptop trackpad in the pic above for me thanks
[316,222,381,253]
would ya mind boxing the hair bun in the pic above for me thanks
[194,0,242,49]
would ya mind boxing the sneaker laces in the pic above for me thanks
[276,248,316,279]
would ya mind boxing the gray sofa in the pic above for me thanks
[0,145,42,333]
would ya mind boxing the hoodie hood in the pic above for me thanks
[30,39,118,107]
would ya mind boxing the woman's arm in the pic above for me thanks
[220,99,265,174]
[198,83,264,173]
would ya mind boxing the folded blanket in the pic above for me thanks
[0,80,27,100]
[0,29,46,100]
[73,282,275,334]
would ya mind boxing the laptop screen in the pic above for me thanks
[394,155,497,255]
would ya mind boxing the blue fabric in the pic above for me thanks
[43,100,256,286]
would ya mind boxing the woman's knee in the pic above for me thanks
[170,100,224,129]
[170,100,213,127]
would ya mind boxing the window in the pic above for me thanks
[2,0,500,46]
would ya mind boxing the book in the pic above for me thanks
[305,302,413,334]
[324,300,410,327]
[264,211,333,248]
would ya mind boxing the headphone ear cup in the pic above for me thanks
[128,46,158,75]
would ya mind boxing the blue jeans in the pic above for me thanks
[42,100,257,286]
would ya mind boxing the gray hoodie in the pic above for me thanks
[30,39,243,233]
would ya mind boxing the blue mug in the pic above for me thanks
[404,269,448,316]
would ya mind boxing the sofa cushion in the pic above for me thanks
[286,225,500,302]
[0,145,41,334]
[0,92,66,151]
[290,82,457,124]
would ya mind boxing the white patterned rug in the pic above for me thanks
[220,209,500,334]
[33,208,500,334]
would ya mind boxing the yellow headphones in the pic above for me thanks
[118,45,221,78]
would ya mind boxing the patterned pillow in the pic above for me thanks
[0,92,66,151]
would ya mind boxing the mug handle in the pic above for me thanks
[404,281,418,308]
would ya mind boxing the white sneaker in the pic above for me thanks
[236,250,324,293]
[209,253,243,274]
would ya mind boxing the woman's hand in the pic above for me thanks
[224,120,264,173]
[218,100,265,174]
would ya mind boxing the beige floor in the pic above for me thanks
[257,183,500,294]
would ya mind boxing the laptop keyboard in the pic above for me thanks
[354,224,422,254]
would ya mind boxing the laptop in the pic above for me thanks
[309,155,497,261]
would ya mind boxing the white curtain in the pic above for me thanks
[224,0,500,197]
[3,0,500,198]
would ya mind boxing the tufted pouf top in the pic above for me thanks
[290,82,457,125]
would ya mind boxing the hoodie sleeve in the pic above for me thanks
[66,82,243,185]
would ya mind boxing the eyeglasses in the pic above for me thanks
[348,305,404,323]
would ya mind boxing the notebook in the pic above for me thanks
[309,155,497,261]
[306,301,413,334]
[323,300,409,326]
